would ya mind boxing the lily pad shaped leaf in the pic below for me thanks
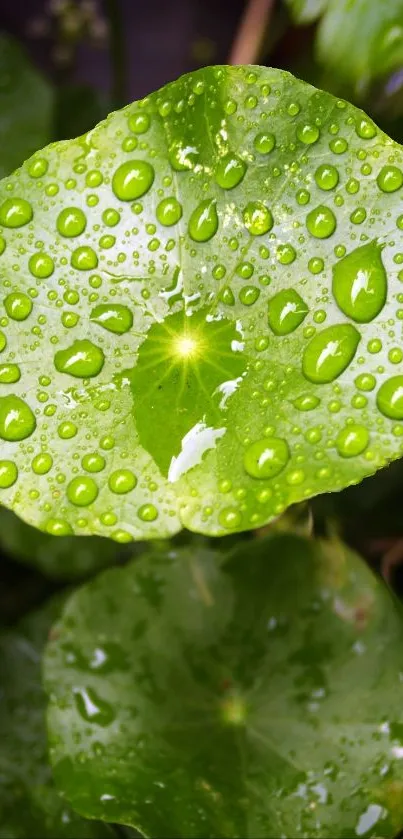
[285,0,403,87]
[3,66,403,540]
[0,596,114,838]
[44,534,403,838]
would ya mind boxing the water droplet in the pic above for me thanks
[46,518,73,536]
[0,363,20,383]
[54,339,104,378]
[332,241,387,323]
[58,421,77,439]
[243,437,290,479]
[112,160,155,200]
[0,459,17,488]
[74,686,115,726]
[128,112,150,134]
[28,252,54,278]
[336,424,369,457]
[4,291,32,320]
[67,476,98,506]
[314,164,339,190]
[302,324,360,384]
[56,207,87,237]
[71,246,98,270]
[218,507,242,529]
[215,153,246,189]
[32,452,53,474]
[297,123,320,144]
[355,117,377,139]
[355,373,376,391]
[0,395,36,441]
[239,286,260,306]
[137,503,158,521]
[28,157,48,178]
[188,199,218,242]
[169,141,199,171]
[243,201,273,235]
[0,198,32,228]
[90,303,133,334]
[377,165,403,192]
[306,205,336,238]
[82,453,105,472]
[254,132,275,154]
[108,469,137,493]
[293,393,320,411]
[276,244,296,264]
[377,376,403,419]
[268,289,308,335]
[156,197,182,226]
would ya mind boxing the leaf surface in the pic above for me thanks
[0,596,114,837]
[44,535,403,838]
[1,66,403,538]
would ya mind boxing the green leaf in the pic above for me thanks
[285,0,403,87]
[2,65,403,539]
[0,33,53,178]
[0,596,114,837]
[44,534,403,838]
[0,506,125,579]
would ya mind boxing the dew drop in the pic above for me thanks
[112,160,155,200]
[108,469,137,494]
[137,503,158,521]
[218,507,242,529]
[306,205,336,238]
[28,252,54,278]
[71,246,98,270]
[54,339,104,378]
[156,196,182,226]
[74,686,115,726]
[0,460,18,488]
[243,437,290,479]
[128,112,150,134]
[254,132,276,154]
[268,288,308,335]
[90,303,133,334]
[314,164,339,190]
[376,376,403,420]
[4,291,32,320]
[0,363,20,383]
[239,286,260,306]
[297,123,320,144]
[302,324,360,384]
[32,452,53,474]
[0,198,32,228]
[56,207,87,237]
[377,165,403,193]
[293,393,320,411]
[215,153,246,189]
[243,201,273,235]
[169,141,199,171]
[67,476,98,506]
[0,395,36,441]
[46,518,73,536]
[82,453,105,473]
[336,424,369,457]
[355,117,377,139]
[332,241,387,323]
[188,199,218,242]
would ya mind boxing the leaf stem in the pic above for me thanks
[228,0,275,65]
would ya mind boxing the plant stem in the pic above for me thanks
[104,0,127,106]
[229,0,275,65]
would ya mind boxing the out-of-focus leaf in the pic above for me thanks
[45,534,403,838]
[0,33,53,177]
[0,596,115,837]
[286,0,403,89]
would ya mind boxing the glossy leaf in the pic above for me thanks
[0,597,114,838]
[0,33,53,178]
[3,66,403,540]
[286,0,403,87]
[44,534,403,838]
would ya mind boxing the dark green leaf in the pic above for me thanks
[0,596,114,837]
[45,535,403,837]
[1,66,403,539]
[0,33,53,178]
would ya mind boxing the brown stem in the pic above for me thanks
[228,0,275,65]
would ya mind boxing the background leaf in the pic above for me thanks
[45,534,403,838]
[0,32,53,178]
[285,0,403,89]
[2,66,403,539]
[0,595,114,838]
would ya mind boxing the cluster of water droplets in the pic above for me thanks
[0,65,402,536]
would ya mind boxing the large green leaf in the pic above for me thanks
[44,534,403,838]
[0,33,53,178]
[0,596,114,837]
[286,0,403,88]
[3,65,403,539]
